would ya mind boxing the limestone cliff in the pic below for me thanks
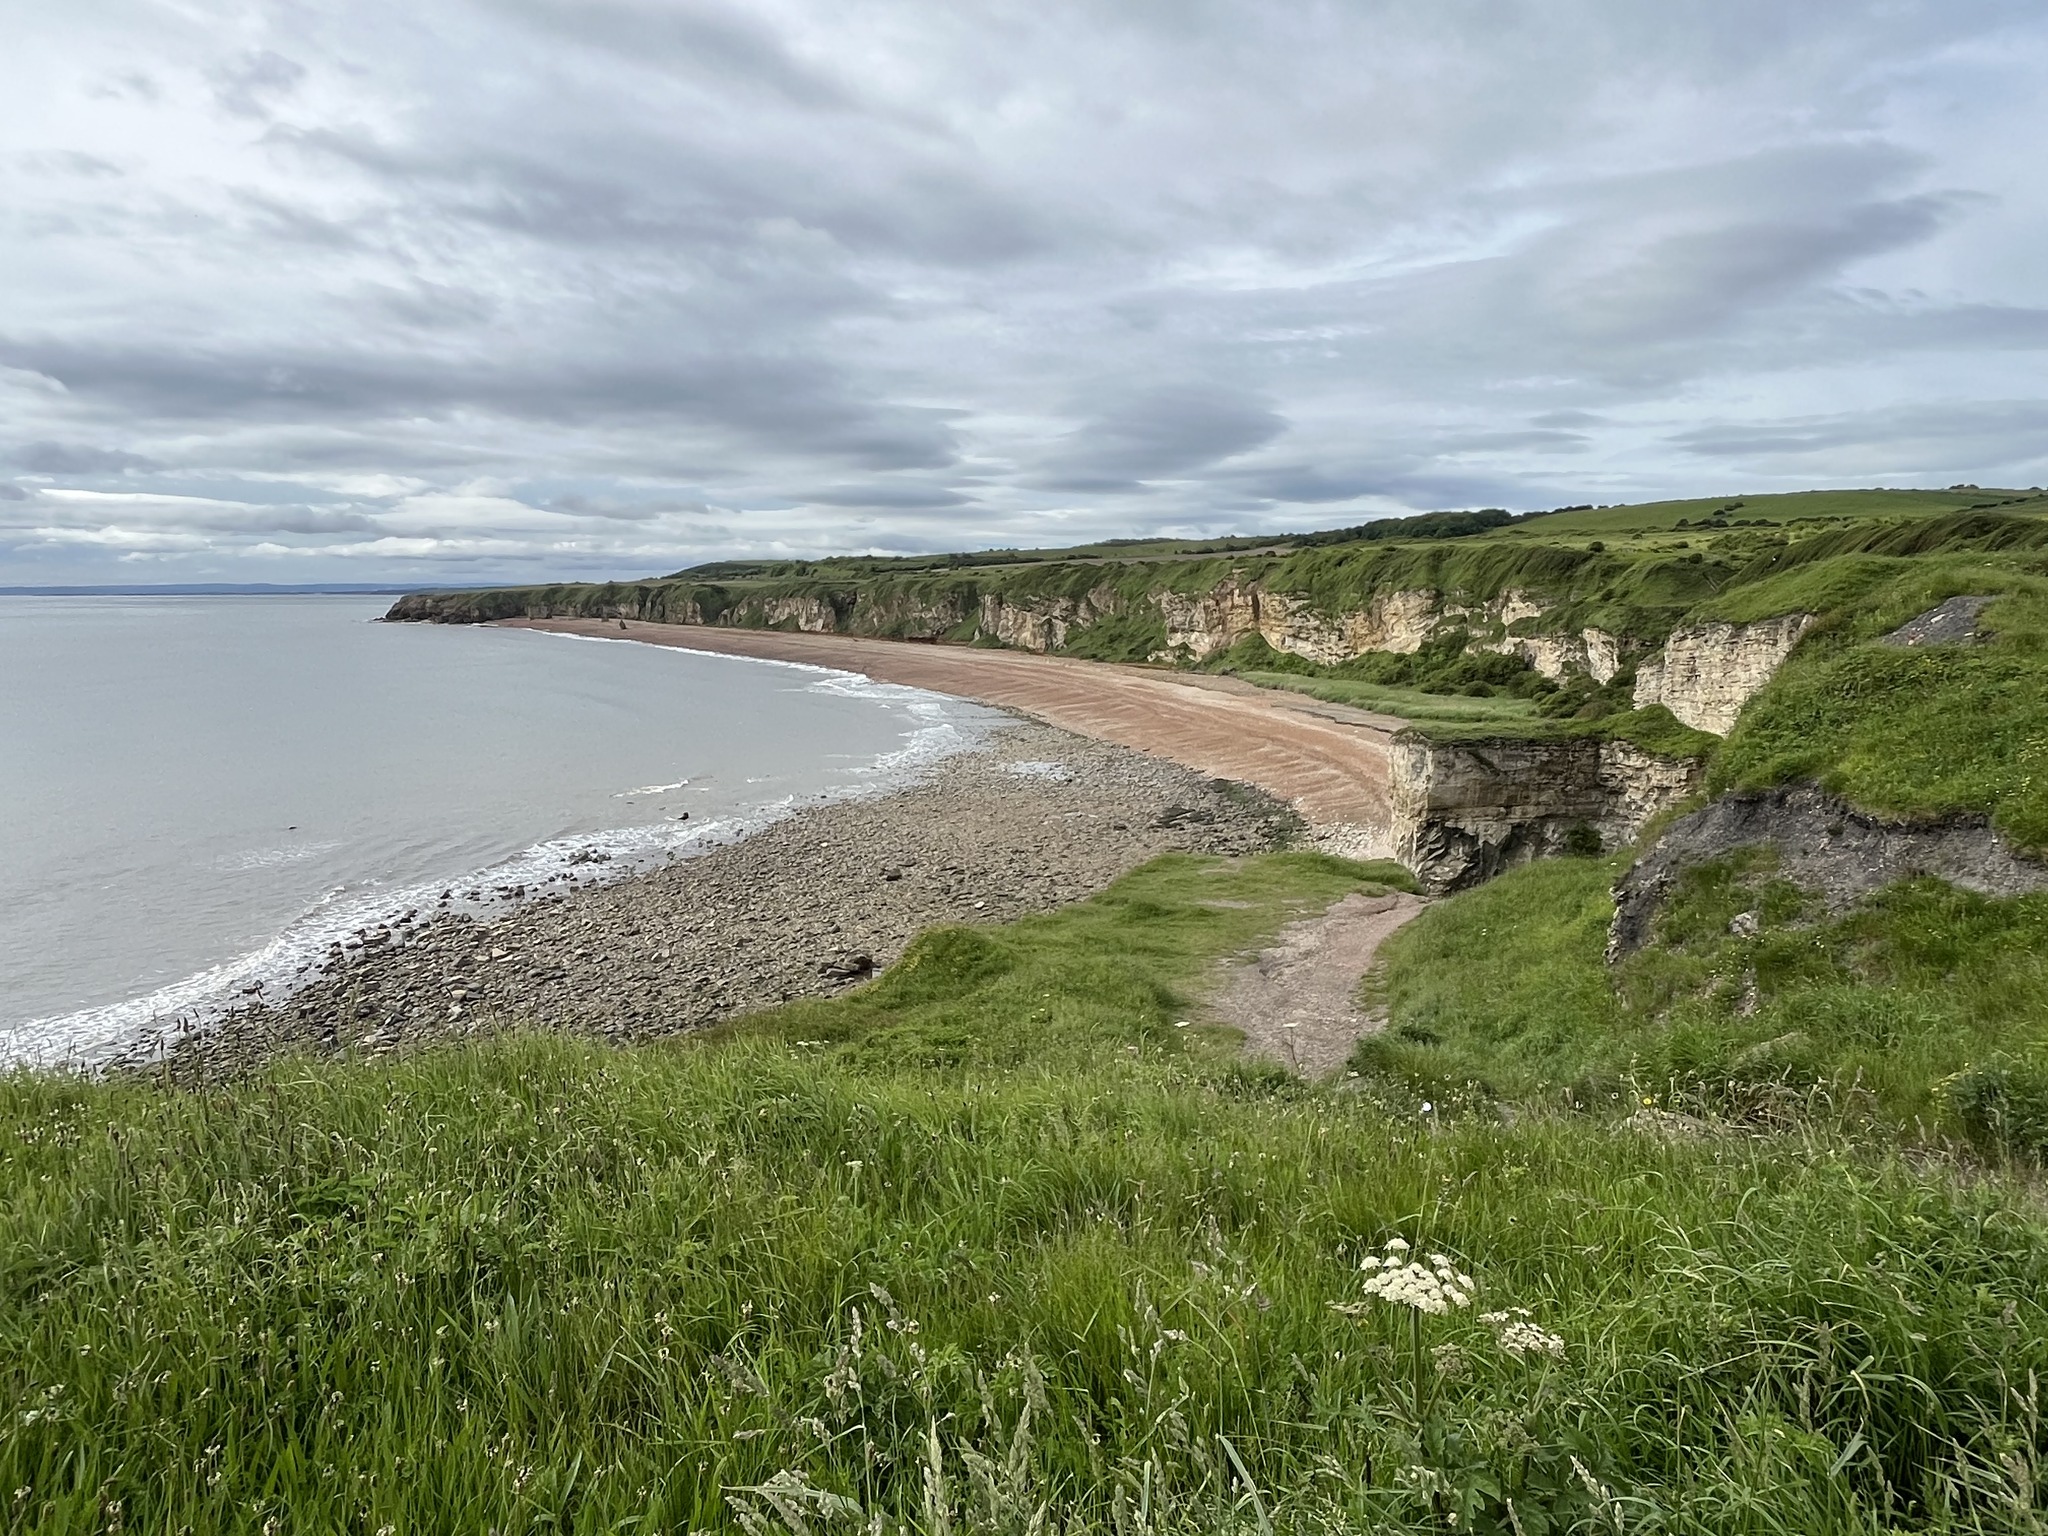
[1155,582,1446,664]
[1483,624,1634,686]
[387,576,1808,728]
[1150,579,1643,686]
[1631,614,1816,735]
[1387,731,1707,894]
[978,585,1125,653]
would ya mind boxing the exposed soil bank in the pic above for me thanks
[123,723,1299,1081]
[1608,782,2048,959]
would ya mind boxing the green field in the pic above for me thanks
[1233,670,1545,727]
[10,852,2048,1533]
[33,489,2048,1531]
[1366,850,2048,1144]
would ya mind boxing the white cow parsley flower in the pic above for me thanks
[1480,1304,1565,1359]
[1346,1237,1476,1316]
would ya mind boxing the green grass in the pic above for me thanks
[1513,488,2035,540]
[1710,578,2048,852]
[1231,668,1718,759]
[11,853,2048,1533]
[1366,850,2048,1143]
[1235,670,1543,726]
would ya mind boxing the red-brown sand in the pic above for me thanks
[505,618,1402,834]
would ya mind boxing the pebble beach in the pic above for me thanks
[127,720,1300,1081]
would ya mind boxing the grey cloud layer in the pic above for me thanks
[3,0,2046,582]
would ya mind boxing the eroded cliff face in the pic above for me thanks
[390,581,1809,738]
[1386,732,1707,894]
[757,595,839,633]
[978,586,1124,653]
[1608,784,2048,959]
[1154,581,1448,663]
[1152,580,1640,685]
[1632,614,1816,735]
[1483,625,1633,686]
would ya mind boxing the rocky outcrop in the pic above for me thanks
[1155,582,1456,664]
[1883,595,1995,648]
[1153,578,1640,684]
[759,595,840,633]
[1631,614,1815,735]
[1151,580,1634,677]
[1387,732,1707,893]
[978,586,1123,653]
[1607,783,2048,959]
[1482,625,1635,685]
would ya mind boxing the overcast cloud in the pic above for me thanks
[4,0,2047,584]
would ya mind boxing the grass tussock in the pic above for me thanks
[1367,850,2048,1147]
[8,853,2048,1532]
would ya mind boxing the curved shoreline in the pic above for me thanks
[128,720,1302,1080]
[11,637,999,1073]
[502,617,1403,842]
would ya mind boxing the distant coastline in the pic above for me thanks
[0,582,429,596]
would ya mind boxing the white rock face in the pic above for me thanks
[1583,629,1624,685]
[1385,731,1708,892]
[1632,614,1817,735]
[978,586,1123,652]
[1153,583,1545,666]
[1480,628,1635,685]
[757,596,840,633]
[1152,580,1641,684]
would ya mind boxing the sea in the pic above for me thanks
[0,595,999,1068]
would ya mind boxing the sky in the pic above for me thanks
[4,1,2047,585]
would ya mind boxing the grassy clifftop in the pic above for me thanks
[391,487,2048,857]
[391,487,2048,651]
[11,851,2048,1532]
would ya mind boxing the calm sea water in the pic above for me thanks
[0,596,997,1066]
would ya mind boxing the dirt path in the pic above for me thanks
[1209,889,1428,1077]
[507,618,1403,838]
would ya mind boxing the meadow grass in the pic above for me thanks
[1231,670,1541,726]
[9,853,2048,1532]
[1365,849,2048,1147]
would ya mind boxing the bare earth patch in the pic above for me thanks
[1210,889,1427,1077]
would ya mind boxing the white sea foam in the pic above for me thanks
[211,839,346,871]
[616,780,692,797]
[3,632,1000,1073]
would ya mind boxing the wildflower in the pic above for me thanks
[1340,1237,1475,1315]
[1481,1305,1565,1359]
[1494,1321,1566,1359]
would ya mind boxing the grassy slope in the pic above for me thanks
[1710,539,2048,849]
[1509,487,2033,539]
[1233,670,1544,727]
[1367,850,2048,1149]
[11,853,2048,1533]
